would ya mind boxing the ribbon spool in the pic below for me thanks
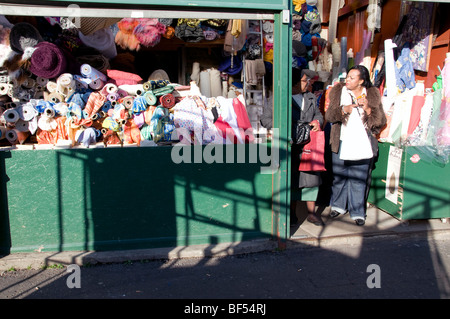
[122,96,134,109]
[160,93,175,108]
[3,108,20,123]
[143,91,157,105]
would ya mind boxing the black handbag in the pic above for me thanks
[295,121,311,145]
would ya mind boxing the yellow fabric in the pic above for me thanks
[231,19,242,37]
[293,0,306,12]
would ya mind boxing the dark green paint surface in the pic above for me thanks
[0,145,273,253]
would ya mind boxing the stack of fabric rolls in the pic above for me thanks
[0,17,187,147]
[0,15,254,148]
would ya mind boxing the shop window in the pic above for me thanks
[0,14,274,149]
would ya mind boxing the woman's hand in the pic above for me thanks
[357,97,371,115]
[309,120,320,132]
[341,104,356,115]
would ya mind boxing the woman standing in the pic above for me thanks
[291,68,324,226]
[325,65,386,226]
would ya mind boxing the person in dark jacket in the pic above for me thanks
[325,65,386,226]
[291,68,324,226]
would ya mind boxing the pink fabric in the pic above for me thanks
[107,69,143,86]
[232,98,254,143]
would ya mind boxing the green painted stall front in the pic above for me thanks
[0,0,293,254]
[0,145,274,253]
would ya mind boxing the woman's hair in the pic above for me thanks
[349,65,372,88]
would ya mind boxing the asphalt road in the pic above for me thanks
[1,236,449,305]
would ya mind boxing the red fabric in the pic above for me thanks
[407,95,425,135]
[107,69,143,86]
[232,98,254,144]
[299,130,326,172]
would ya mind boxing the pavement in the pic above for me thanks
[1,205,450,271]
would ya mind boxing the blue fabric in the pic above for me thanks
[395,43,416,92]
[330,143,371,220]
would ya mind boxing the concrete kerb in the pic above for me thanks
[1,228,449,271]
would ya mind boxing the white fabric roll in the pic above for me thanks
[384,39,398,111]
[199,70,211,98]
[209,68,222,97]
[191,62,200,84]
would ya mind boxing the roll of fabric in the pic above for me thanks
[339,37,348,74]
[122,96,134,109]
[101,83,118,96]
[14,119,29,132]
[199,70,211,98]
[36,76,49,87]
[3,108,19,123]
[107,92,119,102]
[43,106,56,118]
[209,68,222,97]
[17,103,38,121]
[9,22,43,53]
[30,42,71,79]
[78,27,117,59]
[384,39,398,110]
[143,91,157,105]
[47,91,65,103]
[131,95,147,114]
[190,62,200,84]
[6,128,29,144]
[89,79,104,90]
[81,64,107,82]
[0,83,9,95]
[102,116,120,132]
[46,81,57,93]
[56,73,76,97]
[159,93,175,108]
[118,84,144,96]
[84,91,106,119]
[123,118,141,145]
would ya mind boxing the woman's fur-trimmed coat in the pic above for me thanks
[325,82,386,154]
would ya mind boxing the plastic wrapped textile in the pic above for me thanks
[76,127,100,147]
[131,95,147,114]
[123,118,141,145]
